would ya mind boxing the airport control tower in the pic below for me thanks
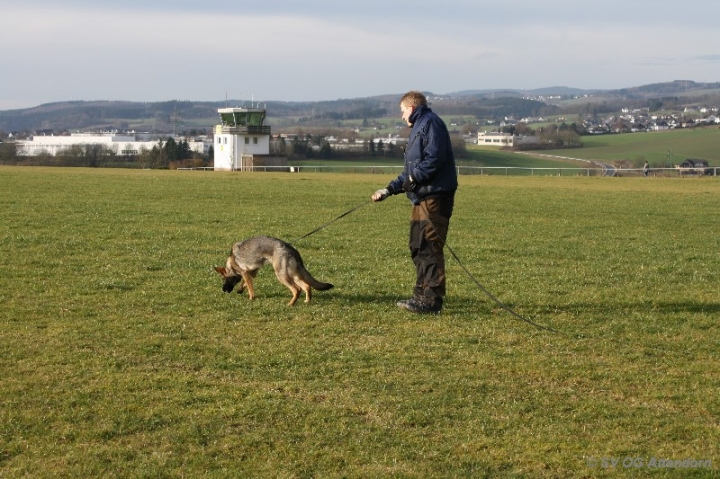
[213,107,271,170]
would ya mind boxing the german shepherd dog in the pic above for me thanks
[215,236,333,305]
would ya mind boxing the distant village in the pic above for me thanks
[578,106,720,135]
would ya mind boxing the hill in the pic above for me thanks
[447,86,597,98]
[1,81,719,134]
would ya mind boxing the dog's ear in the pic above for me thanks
[214,266,227,277]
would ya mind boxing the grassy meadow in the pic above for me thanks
[541,127,720,166]
[288,126,720,175]
[1,167,719,477]
[289,147,595,171]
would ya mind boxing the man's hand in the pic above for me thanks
[372,188,391,202]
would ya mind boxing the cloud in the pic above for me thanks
[696,55,720,63]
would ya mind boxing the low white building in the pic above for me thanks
[478,131,514,146]
[477,131,538,147]
[16,132,208,156]
[372,134,406,146]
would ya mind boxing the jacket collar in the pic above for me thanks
[408,104,428,126]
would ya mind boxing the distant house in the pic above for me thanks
[649,121,670,131]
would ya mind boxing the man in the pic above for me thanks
[372,91,458,314]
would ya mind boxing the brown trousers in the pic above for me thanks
[409,195,454,305]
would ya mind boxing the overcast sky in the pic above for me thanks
[1,0,718,110]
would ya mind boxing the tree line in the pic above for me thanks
[502,122,583,149]
[271,133,467,161]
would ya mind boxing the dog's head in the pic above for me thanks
[214,266,242,293]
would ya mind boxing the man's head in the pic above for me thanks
[399,91,427,126]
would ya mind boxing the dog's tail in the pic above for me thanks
[301,268,334,291]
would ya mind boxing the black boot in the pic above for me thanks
[397,297,442,314]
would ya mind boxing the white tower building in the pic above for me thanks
[213,107,271,170]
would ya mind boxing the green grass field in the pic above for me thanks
[290,127,719,176]
[541,127,720,166]
[1,167,718,477]
[289,147,591,171]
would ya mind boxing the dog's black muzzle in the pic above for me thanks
[222,275,242,293]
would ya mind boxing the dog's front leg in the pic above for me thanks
[241,272,256,300]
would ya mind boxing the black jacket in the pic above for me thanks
[388,105,458,205]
